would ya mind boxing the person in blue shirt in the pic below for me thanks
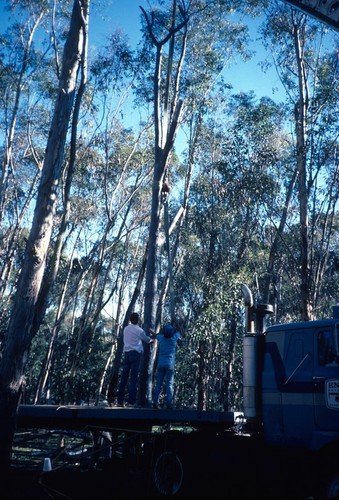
[152,324,181,409]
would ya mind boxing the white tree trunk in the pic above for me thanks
[0,0,89,468]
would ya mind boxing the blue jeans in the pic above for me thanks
[153,365,174,406]
[117,350,141,405]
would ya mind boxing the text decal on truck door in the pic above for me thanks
[326,380,339,409]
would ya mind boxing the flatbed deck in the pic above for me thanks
[17,404,234,432]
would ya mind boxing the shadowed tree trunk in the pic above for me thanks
[139,0,188,407]
[197,340,208,410]
[293,18,313,320]
[262,166,298,307]
[0,0,89,468]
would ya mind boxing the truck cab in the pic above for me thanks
[241,285,339,453]
[261,312,339,450]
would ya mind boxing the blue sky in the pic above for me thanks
[0,0,335,101]
[90,0,286,100]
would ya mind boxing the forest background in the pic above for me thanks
[0,0,338,463]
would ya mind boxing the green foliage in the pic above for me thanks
[0,0,338,411]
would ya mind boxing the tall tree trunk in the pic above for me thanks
[262,166,298,307]
[32,11,88,338]
[139,3,188,406]
[0,0,90,468]
[293,18,313,320]
[197,340,208,410]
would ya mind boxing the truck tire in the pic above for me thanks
[315,450,339,500]
[153,449,184,496]
[324,471,339,499]
[148,431,193,498]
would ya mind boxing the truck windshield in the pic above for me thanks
[318,327,339,366]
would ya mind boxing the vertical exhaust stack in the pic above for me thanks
[241,285,273,424]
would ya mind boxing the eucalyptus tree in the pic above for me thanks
[64,131,153,397]
[174,91,288,409]
[0,1,44,224]
[63,30,157,404]
[0,0,82,310]
[0,0,80,352]
[12,11,161,408]
[260,3,339,320]
[0,1,53,318]
[18,20,156,406]
[0,0,89,468]
[27,121,155,405]
[136,0,262,406]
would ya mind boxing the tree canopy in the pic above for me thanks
[0,0,338,466]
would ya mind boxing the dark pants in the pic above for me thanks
[153,365,175,407]
[117,350,141,405]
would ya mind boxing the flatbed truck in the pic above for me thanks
[14,286,339,499]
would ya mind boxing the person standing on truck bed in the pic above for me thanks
[152,323,181,410]
[117,312,154,407]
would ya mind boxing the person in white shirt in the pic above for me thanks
[117,312,154,407]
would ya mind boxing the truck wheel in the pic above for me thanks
[325,472,339,499]
[153,449,184,496]
[315,454,339,500]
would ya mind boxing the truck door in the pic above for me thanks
[313,325,339,431]
[281,330,314,446]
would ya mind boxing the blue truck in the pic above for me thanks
[241,284,339,499]
[16,286,339,499]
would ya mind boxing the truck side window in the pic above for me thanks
[335,323,339,356]
[318,330,339,366]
